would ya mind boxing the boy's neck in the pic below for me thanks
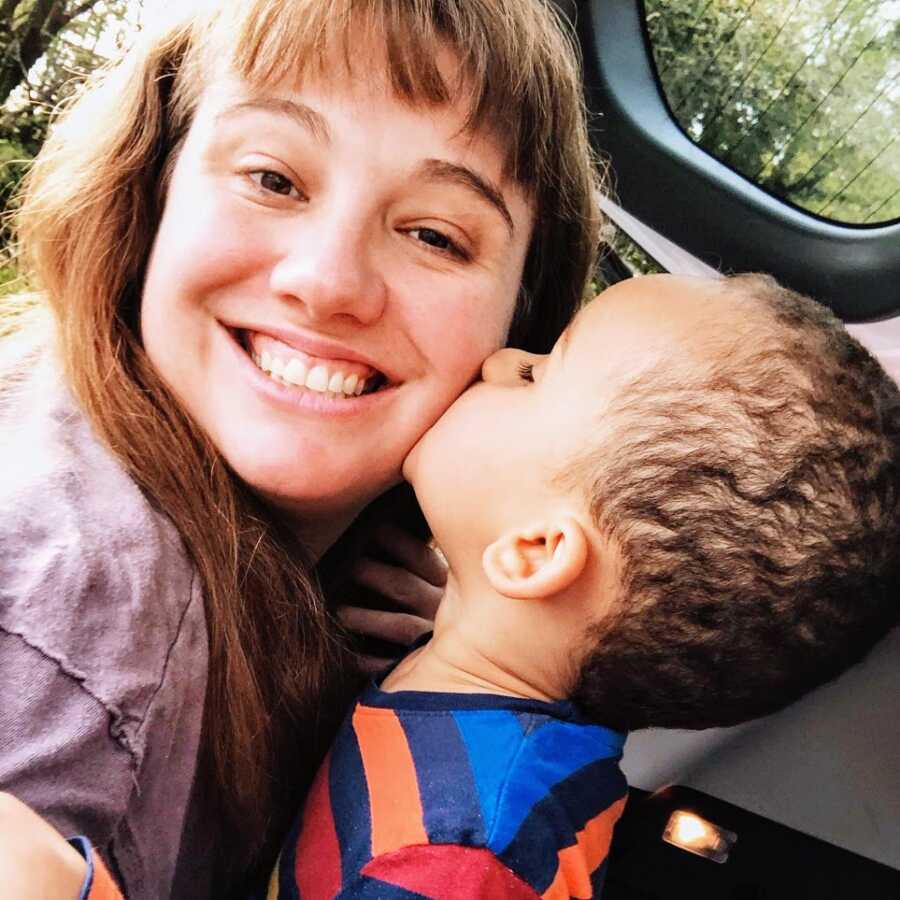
[378,581,564,703]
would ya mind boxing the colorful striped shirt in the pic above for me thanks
[71,837,124,900]
[262,685,628,899]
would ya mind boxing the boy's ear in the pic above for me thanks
[482,517,589,600]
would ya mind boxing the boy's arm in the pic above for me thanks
[0,793,122,900]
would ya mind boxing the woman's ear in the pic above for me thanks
[482,517,588,600]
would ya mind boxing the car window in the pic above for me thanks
[643,0,899,226]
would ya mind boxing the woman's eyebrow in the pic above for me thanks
[215,98,331,143]
[416,159,515,236]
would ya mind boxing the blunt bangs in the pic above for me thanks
[164,0,599,352]
[194,0,579,192]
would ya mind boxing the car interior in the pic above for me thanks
[1,1,895,896]
[553,1,900,896]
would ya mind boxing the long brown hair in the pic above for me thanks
[6,0,602,884]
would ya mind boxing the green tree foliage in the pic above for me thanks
[0,0,132,255]
[645,0,899,224]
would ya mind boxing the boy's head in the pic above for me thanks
[405,273,900,730]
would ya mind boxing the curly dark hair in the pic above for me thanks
[569,274,900,731]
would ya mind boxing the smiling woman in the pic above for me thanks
[140,60,533,548]
[0,1,602,897]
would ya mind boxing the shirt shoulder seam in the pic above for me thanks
[0,622,138,763]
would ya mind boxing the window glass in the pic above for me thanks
[643,0,899,225]
[603,231,666,281]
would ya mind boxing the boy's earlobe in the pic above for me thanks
[482,517,588,600]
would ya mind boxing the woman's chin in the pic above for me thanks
[233,454,395,523]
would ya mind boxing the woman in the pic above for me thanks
[0,0,602,896]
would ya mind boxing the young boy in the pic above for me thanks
[5,273,899,898]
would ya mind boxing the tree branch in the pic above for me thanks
[57,0,103,30]
[0,0,60,104]
[0,0,22,33]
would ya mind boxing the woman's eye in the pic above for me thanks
[517,362,535,383]
[249,170,302,199]
[409,227,469,261]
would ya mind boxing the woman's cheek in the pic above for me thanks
[158,164,274,290]
[444,297,514,378]
[188,203,279,287]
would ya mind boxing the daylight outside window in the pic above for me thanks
[643,0,899,226]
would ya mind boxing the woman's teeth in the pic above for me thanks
[252,348,372,397]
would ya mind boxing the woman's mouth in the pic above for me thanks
[236,330,389,398]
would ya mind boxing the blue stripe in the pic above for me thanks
[68,837,94,900]
[452,710,528,842]
[398,709,486,846]
[549,756,626,834]
[513,712,542,736]
[327,717,373,888]
[498,756,627,890]
[485,718,623,853]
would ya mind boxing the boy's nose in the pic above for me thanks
[481,348,542,385]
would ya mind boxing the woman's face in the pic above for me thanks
[140,60,533,537]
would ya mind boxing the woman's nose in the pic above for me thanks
[269,213,388,326]
[481,348,543,385]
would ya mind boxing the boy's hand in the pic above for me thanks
[0,792,87,900]
[340,524,447,672]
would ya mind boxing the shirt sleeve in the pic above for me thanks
[70,836,125,900]
[339,844,542,898]
[0,631,135,884]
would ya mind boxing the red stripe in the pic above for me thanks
[293,753,342,899]
[363,844,541,898]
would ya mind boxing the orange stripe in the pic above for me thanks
[88,852,124,900]
[352,704,428,856]
[543,796,627,899]
[541,864,569,900]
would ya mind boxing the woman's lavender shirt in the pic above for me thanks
[0,366,211,898]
